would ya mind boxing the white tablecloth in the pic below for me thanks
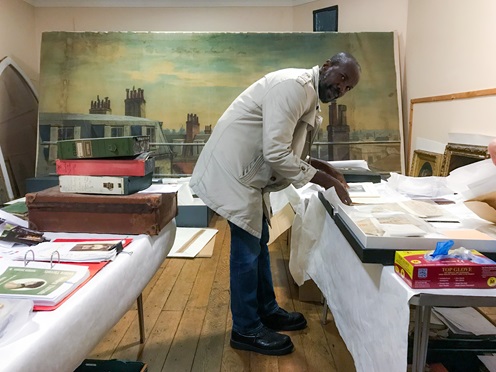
[0,220,176,372]
[303,197,411,371]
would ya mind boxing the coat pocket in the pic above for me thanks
[239,154,270,188]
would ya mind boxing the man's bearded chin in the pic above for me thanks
[319,86,330,103]
[320,89,337,103]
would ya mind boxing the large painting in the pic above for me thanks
[38,32,402,176]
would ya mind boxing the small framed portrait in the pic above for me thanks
[440,143,489,176]
[409,150,443,177]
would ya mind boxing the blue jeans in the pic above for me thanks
[228,218,279,334]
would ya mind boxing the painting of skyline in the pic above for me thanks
[40,31,399,129]
[39,31,402,173]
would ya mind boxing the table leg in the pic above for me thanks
[418,306,431,371]
[412,305,431,372]
[137,294,145,343]
[321,297,328,325]
[411,305,422,372]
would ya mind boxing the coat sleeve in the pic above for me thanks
[261,79,317,188]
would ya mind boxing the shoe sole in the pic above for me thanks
[230,339,294,356]
[264,319,308,332]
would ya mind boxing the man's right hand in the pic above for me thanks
[333,181,352,205]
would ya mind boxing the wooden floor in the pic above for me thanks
[87,215,356,371]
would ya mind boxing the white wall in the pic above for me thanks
[406,0,496,155]
[0,0,37,85]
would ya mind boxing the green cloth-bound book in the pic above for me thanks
[57,136,150,160]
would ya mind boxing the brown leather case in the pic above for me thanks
[26,186,177,235]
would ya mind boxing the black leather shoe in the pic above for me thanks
[230,326,294,355]
[261,308,307,331]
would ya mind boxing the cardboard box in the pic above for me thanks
[394,250,496,289]
[298,279,322,302]
[268,203,295,245]
[176,198,214,227]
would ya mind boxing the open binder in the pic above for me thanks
[22,240,125,263]
[0,251,89,307]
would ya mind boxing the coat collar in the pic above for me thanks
[312,65,321,113]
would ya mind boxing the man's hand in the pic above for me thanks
[310,169,352,205]
[309,158,348,189]
[333,180,352,205]
[326,166,348,188]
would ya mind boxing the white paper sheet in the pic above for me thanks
[162,177,195,205]
[329,159,369,169]
[0,210,28,229]
[447,159,496,200]
[168,227,217,258]
[4,197,25,205]
[387,172,454,198]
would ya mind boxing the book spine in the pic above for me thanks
[56,157,155,176]
[57,136,150,159]
[59,173,153,195]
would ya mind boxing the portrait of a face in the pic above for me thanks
[418,161,433,177]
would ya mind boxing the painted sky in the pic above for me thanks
[40,32,400,132]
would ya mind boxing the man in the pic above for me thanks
[190,52,361,355]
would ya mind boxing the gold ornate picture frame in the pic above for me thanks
[440,143,489,176]
[409,149,443,177]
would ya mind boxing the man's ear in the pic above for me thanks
[321,60,332,69]
[320,60,332,74]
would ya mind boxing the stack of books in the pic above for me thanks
[55,136,154,195]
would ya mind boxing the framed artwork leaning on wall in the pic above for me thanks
[440,143,489,176]
[409,149,443,177]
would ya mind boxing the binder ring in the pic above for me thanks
[50,250,61,268]
[24,249,35,266]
